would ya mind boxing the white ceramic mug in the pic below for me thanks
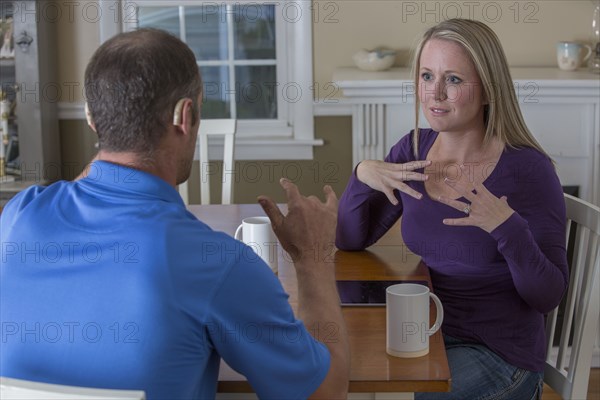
[386,283,443,358]
[234,216,278,274]
[556,42,592,71]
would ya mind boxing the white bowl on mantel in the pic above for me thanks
[353,48,397,72]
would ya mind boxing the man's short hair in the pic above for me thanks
[84,28,202,154]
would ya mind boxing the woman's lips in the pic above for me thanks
[429,107,450,116]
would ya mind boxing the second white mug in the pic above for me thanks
[386,283,444,358]
[556,41,592,71]
[234,216,278,274]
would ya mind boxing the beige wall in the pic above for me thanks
[313,0,595,90]
[55,0,99,102]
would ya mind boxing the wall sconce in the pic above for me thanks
[15,31,33,53]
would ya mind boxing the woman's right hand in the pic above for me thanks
[356,160,431,205]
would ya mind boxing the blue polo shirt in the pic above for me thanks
[0,161,330,399]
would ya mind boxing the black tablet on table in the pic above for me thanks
[336,280,429,306]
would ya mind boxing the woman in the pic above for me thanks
[336,19,568,400]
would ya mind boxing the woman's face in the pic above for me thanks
[418,38,486,135]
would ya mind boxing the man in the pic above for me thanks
[0,29,349,399]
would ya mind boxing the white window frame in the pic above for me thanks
[99,0,321,160]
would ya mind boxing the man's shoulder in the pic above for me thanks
[5,180,64,204]
[1,181,67,223]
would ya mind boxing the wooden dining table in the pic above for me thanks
[187,204,451,399]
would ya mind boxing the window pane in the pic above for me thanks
[235,66,277,119]
[233,4,276,60]
[138,7,180,37]
[185,6,228,61]
[201,66,231,118]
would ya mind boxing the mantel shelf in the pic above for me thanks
[334,67,600,98]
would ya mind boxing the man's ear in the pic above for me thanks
[84,102,97,132]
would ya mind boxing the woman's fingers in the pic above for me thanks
[382,175,424,202]
[383,190,400,206]
[437,195,469,213]
[442,217,471,226]
[397,182,424,200]
[399,171,429,182]
[438,181,514,233]
[358,159,429,204]
[398,160,432,171]
[443,178,477,201]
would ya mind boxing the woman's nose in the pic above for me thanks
[434,81,447,102]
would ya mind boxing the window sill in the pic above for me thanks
[202,137,323,160]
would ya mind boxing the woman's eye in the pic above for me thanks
[448,75,462,84]
[421,72,432,81]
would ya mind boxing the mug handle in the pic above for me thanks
[582,44,593,63]
[427,293,444,336]
[234,224,243,241]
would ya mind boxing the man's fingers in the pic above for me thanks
[323,185,338,208]
[307,195,320,204]
[279,178,301,203]
[257,195,285,230]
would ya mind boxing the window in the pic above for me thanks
[100,1,320,159]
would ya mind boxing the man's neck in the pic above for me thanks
[96,150,177,186]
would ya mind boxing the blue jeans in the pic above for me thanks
[415,335,544,400]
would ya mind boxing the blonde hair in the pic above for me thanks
[411,19,550,160]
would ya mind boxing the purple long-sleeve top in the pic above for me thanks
[336,129,568,372]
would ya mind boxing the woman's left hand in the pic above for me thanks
[437,178,515,233]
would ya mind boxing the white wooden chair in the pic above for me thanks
[0,377,145,400]
[544,193,600,399]
[179,119,237,205]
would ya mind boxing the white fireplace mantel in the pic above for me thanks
[329,67,600,207]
